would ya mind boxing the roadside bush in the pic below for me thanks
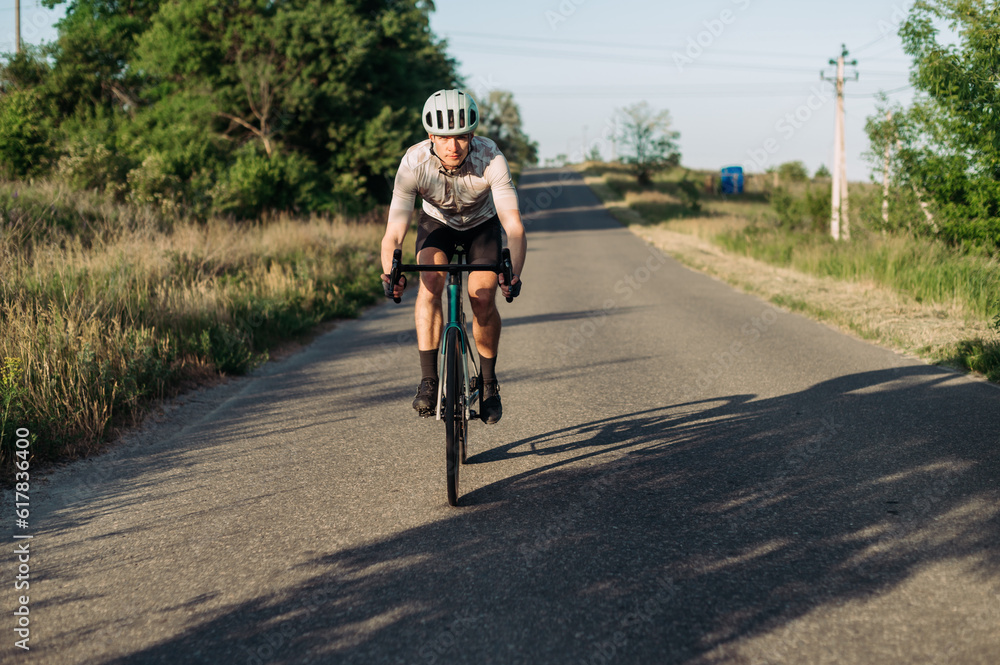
[126,153,184,214]
[0,90,50,178]
[778,161,809,182]
[770,186,830,232]
[55,112,134,198]
[677,179,702,213]
[209,145,318,218]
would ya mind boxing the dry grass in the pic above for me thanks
[1,182,385,465]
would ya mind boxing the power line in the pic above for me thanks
[850,33,892,55]
[844,84,913,99]
[451,41,907,76]
[445,30,830,61]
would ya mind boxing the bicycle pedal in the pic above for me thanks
[470,409,478,419]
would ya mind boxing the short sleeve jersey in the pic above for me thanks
[388,136,519,230]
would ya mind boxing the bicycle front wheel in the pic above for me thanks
[443,328,466,506]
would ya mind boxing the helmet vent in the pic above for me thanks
[447,109,455,130]
[459,109,466,128]
[436,110,444,130]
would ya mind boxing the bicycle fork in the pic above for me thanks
[436,273,478,421]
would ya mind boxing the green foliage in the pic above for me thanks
[717,220,1000,321]
[478,90,539,175]
[0,47,52,92]
[616,102,681,186]
[126,153,185,213]
[55,110,133,196]
[814,164,831,178]
[777,161,809,182]
[677,176,702,213]
[947,338,1000,381]
[0,357,25,457]
[769,186,831,232]
[8,0,502,218]
[39,0,158,116]
[0,90,51,178]
[865,1,1000,252]
[209,144,317,218]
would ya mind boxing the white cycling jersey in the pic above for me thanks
[388,136,519,230]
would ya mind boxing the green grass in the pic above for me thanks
[581,161,1000,382]
[1,179,387,469]
[717,226,1000,321]
[942,338,1000,381]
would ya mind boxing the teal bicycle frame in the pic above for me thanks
[436,268,478,421]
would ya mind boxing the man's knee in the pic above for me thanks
[468,285,497,318]
[419,272,446,297]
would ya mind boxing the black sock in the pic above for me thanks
[480,354,497,382]
[419,349,438,381]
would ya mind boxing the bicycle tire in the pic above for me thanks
[444,328,465,506]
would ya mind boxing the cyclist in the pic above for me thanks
[381,89,526,424]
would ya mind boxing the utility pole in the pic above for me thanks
[15,0,22,54]
[822,45,858,240]
[882,110,892,228]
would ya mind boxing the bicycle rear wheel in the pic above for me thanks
[443,328,466,506]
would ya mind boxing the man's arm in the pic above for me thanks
[381,159,417,298]
[380,209,410,298]
[485,150,526,298]
[496,207,526,298]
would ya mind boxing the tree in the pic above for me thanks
[0,90,50,177]
[15,0,459,216]
[131,0,457,211]
[777,161,809,182]
[814,164,831,178]
[616,102,680,186]
[476,90,538,175]
[865,0,1000,250]
[38,0,159,116]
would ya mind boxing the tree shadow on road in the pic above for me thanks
[91,365,1000,664]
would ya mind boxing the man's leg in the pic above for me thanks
[468,271,503,423]
[412,246,448,416]
[467,271,500,362]
[415,246,448,352]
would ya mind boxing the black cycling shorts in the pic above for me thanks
[415,211,502,266]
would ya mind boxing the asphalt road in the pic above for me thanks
[9,169,1000,665]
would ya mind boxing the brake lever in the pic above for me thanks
[389,249,403,303]
[501,248,518,303]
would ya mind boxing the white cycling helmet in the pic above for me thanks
[421,89,479,136]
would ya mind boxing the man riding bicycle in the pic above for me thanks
[380,89,526,424]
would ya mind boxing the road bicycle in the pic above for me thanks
[388,246,518,506]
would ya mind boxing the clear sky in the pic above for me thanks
[3,0,917,180]
[428,0,917,180]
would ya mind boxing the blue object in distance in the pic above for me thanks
[720,166,744,195]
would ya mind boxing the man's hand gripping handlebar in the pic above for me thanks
[499,248,521,303]
[382,253,406,303]
[383,249,522,303]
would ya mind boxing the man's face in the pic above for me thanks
[430,133,472,168]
